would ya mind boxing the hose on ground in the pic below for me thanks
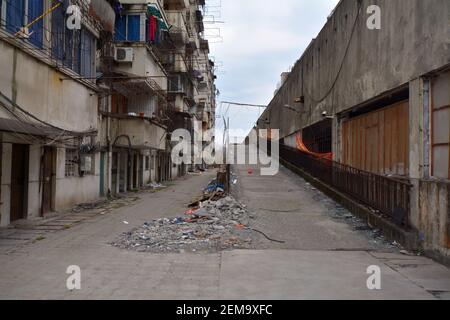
[249,228,286,244]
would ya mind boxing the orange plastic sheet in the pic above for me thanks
[295,134,333,160]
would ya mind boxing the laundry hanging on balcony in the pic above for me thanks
[295,133,333,160]
[147,4,168,44]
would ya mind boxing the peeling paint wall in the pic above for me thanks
[0,42,98,132]
[418,181,450,259]
[0,36,100,225]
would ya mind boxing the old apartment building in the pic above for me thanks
[0,0,216,226]
[257,0,450,261]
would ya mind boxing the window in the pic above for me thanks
[51,1,96,79]
[114,14,143,42]
[81,28,95,78]
[65,148,78,177]
[111,93,128,114]
[4,0,44,48]
[431,72,450,179]
[80,154,94,176]
[168,75,185,93]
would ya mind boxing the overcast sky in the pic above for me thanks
[208,0,340,144]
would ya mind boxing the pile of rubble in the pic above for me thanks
[111,195,255,253]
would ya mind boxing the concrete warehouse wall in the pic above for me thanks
[417,181,450,264]
[259,0,450,138]
[256,0,450,261]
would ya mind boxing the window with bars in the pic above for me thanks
[80,154,94,176]
[65,148,78,177]
[3,0,44,48]
[51,0,96,79]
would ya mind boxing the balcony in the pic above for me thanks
[112,45,168,92]
[166,11,190,45]
[164,0,190,9]
[111,116,167,151]
[200,39,209,53]
[169,95,190,113]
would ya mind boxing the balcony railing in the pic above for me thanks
[278,144,411,228]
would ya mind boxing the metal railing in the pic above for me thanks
[279,144,411,228]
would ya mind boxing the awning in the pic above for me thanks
[0,91,97,137]
[89,0,116,32]
[147,4,169,30]
[0,118,60,136]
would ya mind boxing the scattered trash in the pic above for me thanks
[400,250,415,256]
[111,195,255,253]
[144,182,166,190]
[185,208,197,215]
[204,179,225,194]
[123,221,129,225]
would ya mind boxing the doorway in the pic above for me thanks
[112,152,118,194]
[10,144,29,222]
[41,146,55,215]
[133,153,138,189]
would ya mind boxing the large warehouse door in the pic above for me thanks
[341,100,409,176]
[431,71,450,179]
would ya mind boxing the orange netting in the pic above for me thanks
[295,133,333,160]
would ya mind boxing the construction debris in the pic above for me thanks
[111,196,255,253]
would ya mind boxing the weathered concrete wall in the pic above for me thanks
[0,138,100,226]
[1,138,47,226]
[0,41,98,132]
[257,0,450,262]
[0,142,12,226]
[54,148,100,211]
[417,181,450,263]
[114,46,168,90]
[259,0,450,138]
[111,117,167,150]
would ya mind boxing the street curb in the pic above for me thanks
[280,159,420,251]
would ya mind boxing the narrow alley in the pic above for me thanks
[1,162,450,300]
[0,0,449,306]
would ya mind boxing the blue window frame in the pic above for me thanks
[50,0,96,80]
[6,0,24,34]
[114,14,126,41]
[114,14,141,42]
[127,15,140,41]
[28,0,44,48]
[73,29,81,74]
[51,0,65,60]
[5,0,44,48]
[81,28,95,78]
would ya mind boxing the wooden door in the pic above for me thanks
[10,144,28,222]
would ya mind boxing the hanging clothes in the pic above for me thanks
[148,15,157,42]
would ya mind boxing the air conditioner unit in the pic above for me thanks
[114,47,134,63]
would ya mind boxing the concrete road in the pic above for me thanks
[0,166,450,300]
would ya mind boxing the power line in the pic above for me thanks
[221,101,267,108]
